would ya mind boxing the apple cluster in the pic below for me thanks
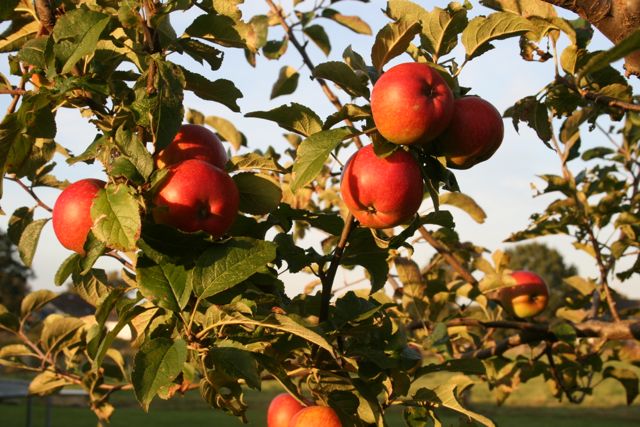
[339,62,505,230]
[267,393,342,427]
[52,124,239,254]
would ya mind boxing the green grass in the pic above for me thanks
[1,375,638,426]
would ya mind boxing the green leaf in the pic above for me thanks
[184,14,250,49]
[17,218,48,267]
[0,21,39,53]
[233,173,282,215]
[209,345,261,389]
[8,206,33,246]
[263,39,289,59]
[312,61,370,98]
[90,183,141,252]
[21,290,58,319]
[321,9,372,35]
[550,321,577,343]
[181,68,242,112]
[271,66,300,99]
[603,366,639,405]
[421,5,469,59]
[152,60,184,151]
[41,316,84,353]
[439,193,486,224]
[190,237,277,299]
[204,115,246,151]
[462,12,532,60]
[132,337,188,411]
[29,371,72,396]
[562,275,596,296]
[504,96,551,143]
[342,228,389,292]
[71,269,112,307]
[61,16,110,74]
[304,25,331,56]
[579,29,640,78]
[371,19,422,72]
[324,103,371,130]
[0,305,19,331]
[178,38,224,71]
[115,126,154,181]
[246,103,322,137]
[481,0,558,18]
[137,256,191,312]
[290,127,351,193]
[416,380,495,426]
[0,0,19,20]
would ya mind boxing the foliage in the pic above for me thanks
[0,0,639,426]
[0,229,32,314]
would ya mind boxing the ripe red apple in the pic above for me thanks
[498,271,549,318]
[267,393,305,427]
[152,159,239,237]
[288,406,341,427]
[371,62,454,145]
[155,124,228,169]
[340,144,423,229]
[432,96,504,169]
[52,178,106,255]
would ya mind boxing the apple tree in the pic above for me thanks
[0,0,639,426]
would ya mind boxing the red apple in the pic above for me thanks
[432,96,504,169]
[340,144,423,229]
[498,271,549,318]
[267,393,305,427]
[152,159,239,237]
[371,62,454,145]
[288,406,341,427]
[52,178,106,255]
[155,124,228,169]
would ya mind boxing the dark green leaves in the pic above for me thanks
[137,257,190,313]
[322,9,372,35]
[233,173,282,215]
[152,61,185,151]
[90,184,141,252]
[271,66,300,99]
[312,61,370,98]
[578,29,640,79]
[20,290,57,319]
[17,218,48,267]
[603,366,639,405]
[290,128,352,193]
[505,96,551,143]
[246,103,322,137]
[190,238,277,299]
[182,68,242,112]
[132,338,188,411]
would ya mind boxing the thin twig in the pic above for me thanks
[319,213,355,322]
[418,227,478,286]
[7,176,54,212]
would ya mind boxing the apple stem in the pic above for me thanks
[319,213,355,323]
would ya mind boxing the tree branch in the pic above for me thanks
[418,227,478,286]
[543,0,640,77]
[7,176,54,212]
[556,76,640,112]
[319,213,355,322]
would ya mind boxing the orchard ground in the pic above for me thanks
[1,370,639,426]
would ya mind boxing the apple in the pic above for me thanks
[370,62,454,145]
[152,159,239,237]
[267,393,305,427]
[432,96,504,169]
[498,270,549,318]
[52,178,106,255]
[288,405,341,427]
[155,124,228,169]
[340,144,423,229]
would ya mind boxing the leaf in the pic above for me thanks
[17,218,48,267]
[563,275,595,296]
[41,316,84,353]
[8,206,33,246]
[58,14,110,74]
[304,25,331,56]
[209,346,261,389]
[178,38,224,71]
[550,321,576,343]
[0,0,19,20]
[0,21,39,53]
[152,60,184,151]
[132,338,188,411]
[263,39,289,59]
[342,228,389,292]
[90,183,141,252]
[21,290,57,319]
[233,173,282,215]
[0,305,19,331]
[371,19,422,72]
[190,237,277,299]
[324,103,371,130]
[481,0,558,18]
[205,116,246,151]
[29,371,72,396]
[603,366,639,405]
[462,12,533,60]
[184,14,249,49]
[137,257,191,312]
[115,126,154,181]
[504,96,551,143]
[245,103,322,137]
[416,380,495,426]
[321,9,372,35]
[290,128,352,193]
[271,66,300,99]
[312,61,370,98]
[181,68,242,112]
[439,193,486,224]
[422,5,469,59]
[579,29,640,78]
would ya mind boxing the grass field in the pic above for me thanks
[1,375,638,426]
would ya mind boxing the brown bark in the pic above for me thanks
[543,0,640,77]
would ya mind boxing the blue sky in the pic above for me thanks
[1,0,638,298]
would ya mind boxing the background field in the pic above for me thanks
[1,373,638,426]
